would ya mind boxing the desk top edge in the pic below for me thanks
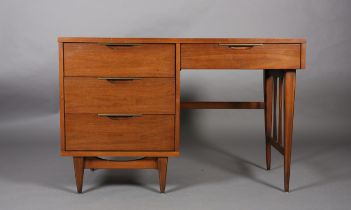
[58,37,306,44]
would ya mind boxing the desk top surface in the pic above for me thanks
[58,37,306,44]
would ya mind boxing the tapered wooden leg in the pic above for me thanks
[278,75,284,146]
[73,157,85,193]
[283,70,296,192]
[157,157,168,193]
[264,71,274,170]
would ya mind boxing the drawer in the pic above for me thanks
[65,114,175,151]
[181,44,301,69]
[64,77,175,114]
[64,43,175,77]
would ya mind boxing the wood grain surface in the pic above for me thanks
[64,77,175,114]
[181,44,301,69]
[64,43,175,77]
[65,114,175,151]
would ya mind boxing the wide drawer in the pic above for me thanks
[65,114,175,151]
[181,44,301,69]
[64,43,175,77]
[64,77,175,114]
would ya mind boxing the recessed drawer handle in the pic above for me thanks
[102,43,143,47]
[97,77,142,81]
[219,43,263,49]
[97,114,143,119]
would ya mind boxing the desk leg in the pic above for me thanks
[157,157,168,193]
[264,71,274,170]
[283,70,296,192]
[264,70,296,192]
[73,157,85,193]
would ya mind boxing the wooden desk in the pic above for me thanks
[58,38,306,193]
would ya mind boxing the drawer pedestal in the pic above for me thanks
[60,42,178,193]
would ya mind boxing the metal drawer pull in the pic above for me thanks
[97,77,142,81]
[219,43,263,49]
[97,114,143,119]
[102,43,142,47]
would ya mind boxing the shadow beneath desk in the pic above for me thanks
[167,109,283,192]
[83,170,160,193]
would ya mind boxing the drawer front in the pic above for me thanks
[181,44,301,69]
[64,77,175,114]
[65,114,175,151]
[64,43,175,77]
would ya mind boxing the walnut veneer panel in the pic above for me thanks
[65,114,175,151]
[64,77,175,114]
[64,43,175,77]
[181,44,301,69]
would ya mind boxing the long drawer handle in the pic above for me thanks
[102,43,143,47]
[97,114,143,119]
[219,43,263,49]
[97,77,142,81]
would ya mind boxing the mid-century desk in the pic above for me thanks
[58,37,306,193]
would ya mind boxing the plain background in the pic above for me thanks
[1,0,351,209]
